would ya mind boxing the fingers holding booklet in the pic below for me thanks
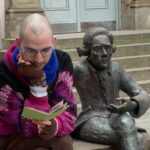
[22,100,70,121]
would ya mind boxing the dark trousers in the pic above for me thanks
[0,135,73,150]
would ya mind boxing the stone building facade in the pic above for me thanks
[0,0,150,43]
[121,0,150,29]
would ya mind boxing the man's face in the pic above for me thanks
[18,28,56,70]
[88,34,113,70]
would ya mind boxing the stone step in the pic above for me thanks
[114,43,150,57]
[65,43,150,62]
[126,67,150,81]
[73,80,150,103]
[73,135,150,150]
[1,49,149,80]
[56,31,150,50]
[73,54,150,69]
[73,139,112,150]
[114,80,150,97]
[112,55,150,69]
[1,50,150,70]
[2,30,150,49]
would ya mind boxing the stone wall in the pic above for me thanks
[4,0,150,37]
[5,0,44,38]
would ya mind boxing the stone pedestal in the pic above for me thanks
[5,0,44,38]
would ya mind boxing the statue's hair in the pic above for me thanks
[83,27,114,51]
[19,13,52,40]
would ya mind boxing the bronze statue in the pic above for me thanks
[73,27,150,150]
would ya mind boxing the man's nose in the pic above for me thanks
[35,52,44,63]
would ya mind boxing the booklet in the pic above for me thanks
[22,101,69,121]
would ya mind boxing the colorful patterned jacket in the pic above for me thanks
[0,43,77,137]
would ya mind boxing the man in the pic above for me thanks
[73,27,150,150]
[0,13,77,150]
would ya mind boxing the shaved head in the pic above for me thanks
[19,13,52,40]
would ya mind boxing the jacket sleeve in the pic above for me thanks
[0,84,38,137]
[119,65,150,118]
[130,91,150,118]
[50,52,77,136]
[0,84,23,126]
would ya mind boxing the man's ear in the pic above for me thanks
[52,35,57,47]
[16,36,21,48]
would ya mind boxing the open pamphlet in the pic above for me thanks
[22,100,69,121]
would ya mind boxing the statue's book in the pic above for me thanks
[22,101,69,121]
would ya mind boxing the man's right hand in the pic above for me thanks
[33,119,57,141]
[17,50,44,82]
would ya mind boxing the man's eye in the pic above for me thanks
[25,48,36,54]
[42,48,51,53]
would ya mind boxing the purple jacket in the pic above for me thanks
[0,43,77,137]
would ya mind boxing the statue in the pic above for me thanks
[73,27,150,150]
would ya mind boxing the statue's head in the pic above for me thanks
[77,27,116,70]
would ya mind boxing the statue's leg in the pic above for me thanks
[79,116,118,148]
[111,114,144,150]
[137,133,145,150]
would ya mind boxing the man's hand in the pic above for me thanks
[33,119,57,141]
[18,50,46,86]
[18,50,44,80]
[107,97,137,114]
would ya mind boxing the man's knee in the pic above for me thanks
[115,114,136,131]
[57,135,73,150]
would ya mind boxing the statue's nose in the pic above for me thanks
[101,47,107,56]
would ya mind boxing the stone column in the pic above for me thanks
[121,0,150,30]
[0,0,5,49]
[5,0,44,38]
[121,0,135,30]
[130,0,150,29]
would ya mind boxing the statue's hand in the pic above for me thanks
[107,97,137,114]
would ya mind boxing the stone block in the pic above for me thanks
[11,0,41,8]
[73,139,112,150]
[121,15,135,30]
[143,133,150,150]
[5,8,44,38]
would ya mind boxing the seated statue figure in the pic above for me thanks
[73,27,150,150]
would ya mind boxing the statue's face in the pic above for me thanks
[88,35,113,69]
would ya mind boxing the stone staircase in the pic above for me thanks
[1,30,150,100]
[57,30,150,101]
[1,30,150,150]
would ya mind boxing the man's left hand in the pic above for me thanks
[33,119,57,141]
